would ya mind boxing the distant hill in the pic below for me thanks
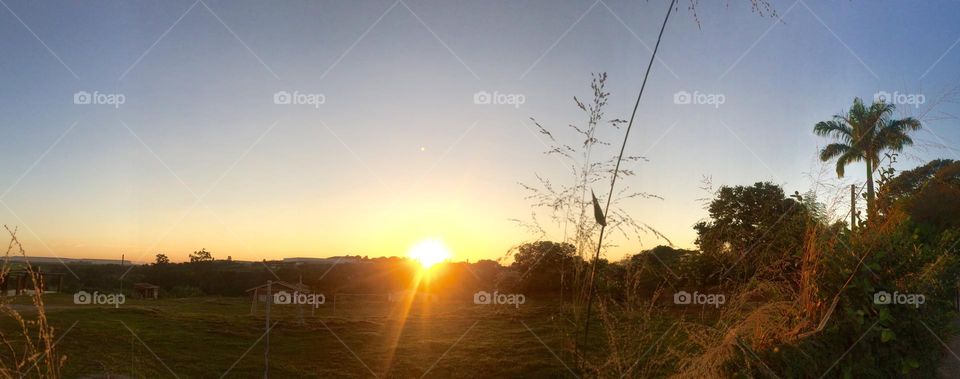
[282,256,362,264]
[1,256,139,265]
[0,255,371,266]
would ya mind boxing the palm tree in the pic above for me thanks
[814,97,921,220]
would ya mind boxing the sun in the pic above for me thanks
[408,239,451,269]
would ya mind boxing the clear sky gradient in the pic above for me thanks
[1,0,958,263]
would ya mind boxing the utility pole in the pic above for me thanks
[850,184,857,231]
[120,254,125,293]
[265,280,271,378]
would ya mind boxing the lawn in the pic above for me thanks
[1,295,581,378]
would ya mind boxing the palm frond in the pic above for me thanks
[813,120,852,142]
[819,143,851,162]
[888,117,922,132]
[835,150,862,177]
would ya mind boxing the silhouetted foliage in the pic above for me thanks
[693,182,809,283]
[878,159,960,233]
[512,241,581,293]
[188,248,214,263]
[621,245,695,297]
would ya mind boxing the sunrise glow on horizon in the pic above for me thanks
[407,238,452,269]
[1,1,957,265]
[4,2,960,377]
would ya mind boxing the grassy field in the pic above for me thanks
[1,295,583,378]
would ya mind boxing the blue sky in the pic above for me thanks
[1,0,958,262]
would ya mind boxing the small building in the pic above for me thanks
[133,283,160,299]
[0,271,65,296]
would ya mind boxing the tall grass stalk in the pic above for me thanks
[0,226,62,378]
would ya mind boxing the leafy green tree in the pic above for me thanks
[626,245,694,291]
[188,248,214,263]
[629,245,688,268]
[154,253,170,265]
[814,97,921,219]
[878,159,960,233]
[694,182,808,283]
[512,241,579,292]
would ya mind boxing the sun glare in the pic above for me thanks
[408,239,451,269]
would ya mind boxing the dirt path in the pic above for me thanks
[938,319,960,378]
